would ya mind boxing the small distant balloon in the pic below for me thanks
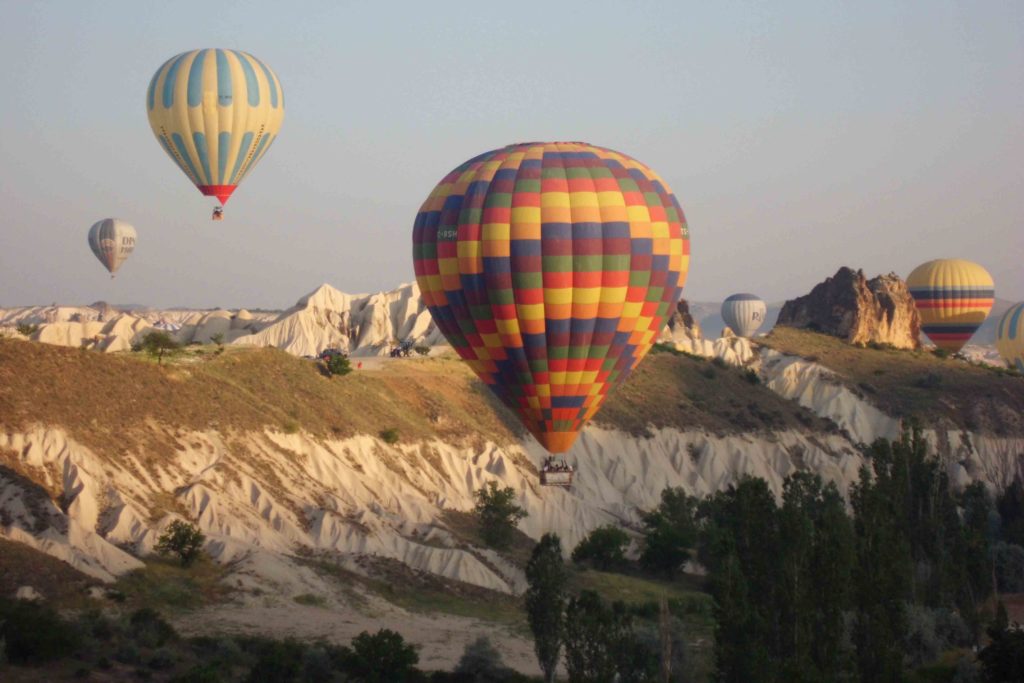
[907,259,994,353]
[87,219,136,278]
[996,302,1024,373]
[721,293,767,338]
[146,49,285,213]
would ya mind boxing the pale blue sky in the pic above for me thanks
[0,1,1021,308]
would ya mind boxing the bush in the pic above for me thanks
[130,608,177,648]
[325,353,352,377]
[15,322,39,337]
[455,636,507,680]
[245,639,306,683]
[148,647,177,670]
[414,345,431,356]
[0,598,80,664]
[338,629,420,682]
[380,428,400,445]
[743,368,760,384]
[992,542,1024,593]
[155,520,206,567]
[139,331,180,365]
[293,593,326,607]
[571,525,630,571]
[914,372,943,389]
[474,482,527,549]
[171,663,224,683]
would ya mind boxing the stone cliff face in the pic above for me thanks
[776,267,921,349]
[661,299,702,344]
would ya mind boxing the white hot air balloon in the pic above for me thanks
[87,218,137,278]
[721,293,767,338]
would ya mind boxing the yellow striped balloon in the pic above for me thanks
[907,259,994,353]
[146,49,284,208]
[996,302,1024,373]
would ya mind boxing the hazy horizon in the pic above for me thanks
[1,1,1021,310]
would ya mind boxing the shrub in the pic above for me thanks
[743,368,760,384]
[711,356,728,369]
[130,608,177,648]
[414,345,431,356]
[139,331,180,365]
[245,639,306,683]
[474,482,527,549]
[914,372,943,389]
[15,322,39,337]
[325,353,352,377]
[293,593,326,607]
[338,629,420,682]
[282,419,300,435]
[170,663,224,683]
[571,525,630,571]
[380,428,400,445]
[0,598,80,664]
[455,636,507,680]
[155,520,206,567]
[148,647,177,670]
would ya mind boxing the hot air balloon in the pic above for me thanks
[907,259,994,353]
[146,49,284,218]
[996,302,1024,373]
[87,219,136,278]
[721,293,767,338]
[413,142,690,454]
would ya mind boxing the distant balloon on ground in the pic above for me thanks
[413,141,690,453]
[146,49,285,209]
[721,293,767,338]
[996,302,1024,373]
[87,219,136,277]
[907,259,994,353]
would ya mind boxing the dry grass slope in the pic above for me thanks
[759,328,1024,435]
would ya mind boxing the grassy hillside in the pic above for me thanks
[0,337,840,458]
[759,327,1024,435]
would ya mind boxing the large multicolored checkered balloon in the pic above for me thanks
[907,259,994,353]
[413,142,690,453]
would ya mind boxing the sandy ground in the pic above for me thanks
[171,595,542,675]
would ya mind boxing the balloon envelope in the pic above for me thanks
[87,219,136,275]
[996,302,1024,373]
[146,49,284,206]
[413,142,690,453]
[721,293,766,338]
[907,259,994,353]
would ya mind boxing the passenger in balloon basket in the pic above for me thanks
[212,206,224,221]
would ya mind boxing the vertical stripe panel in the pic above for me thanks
[217,131,231,184]
[171,133,202,183]
[228,131,254,184]
[249,53,278,108]
[186,49,207,107]
[215,49,233,105]
[192,132,213,185]
[162,52,188,108]
[234,51,260,106]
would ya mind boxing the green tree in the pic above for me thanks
[641,487,698,577]
[571,525,630,571]
[325,352,352,377]
[339,629,420,683]
[851,441,912,683]
[455,636,509,681]
[978,609,1024,683]
[155,520,206,567]
[15,322,39,337]
[563,591,646,683]
[997,478,1024,547]
[474,482,526,549]
[525,533,568,683]
[140,330,179,365]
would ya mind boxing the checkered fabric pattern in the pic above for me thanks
[413,142,690,453]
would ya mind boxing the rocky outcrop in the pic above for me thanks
[660,299,702,344]
[776,267,921,349]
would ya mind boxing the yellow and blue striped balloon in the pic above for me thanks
[146,49,284,207]
[907,259,994,353]
[996,302,1024,373]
